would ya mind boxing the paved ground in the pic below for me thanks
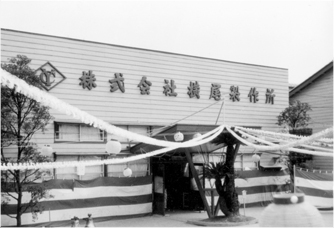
[94,207,333,227]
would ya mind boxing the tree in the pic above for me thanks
[1,55,54,226]
[277,100,312,131]
[204,130,241,218]
[276,100,313,187]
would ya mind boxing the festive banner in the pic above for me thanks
[205,170,291,207]
[1,176,152,227]
[295,169,333,209]
[0,68,224,150]
[229,126,333,156]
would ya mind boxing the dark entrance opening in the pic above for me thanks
[151,155,204,213]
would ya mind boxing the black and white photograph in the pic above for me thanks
[1,0,333,227]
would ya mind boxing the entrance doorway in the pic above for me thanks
[151,156,204,215]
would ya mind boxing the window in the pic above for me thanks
[55,122,105,142]
[54,156,148,180]
[107,158,149,177]
[55,155,104,180]
[108,125,163,150]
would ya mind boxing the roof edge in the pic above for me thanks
[290,61,333,97]
[1,28,288,70]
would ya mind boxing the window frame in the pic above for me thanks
[54,154,106,180]
[54,122,106,143]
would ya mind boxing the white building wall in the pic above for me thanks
[1,29,289,157]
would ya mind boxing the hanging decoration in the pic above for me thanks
[1,123,225,171]
[0,69,220,149]
[1,69,333,171]
[236,127,333,153]
[193,132,202,139]
[260,135,333,153]
[174,131,184,142]
[236,126,333,144]
[105,139,122,155]
[123,167,132,177]
[238,127,334,151]
[251,154,261,162]
[227,126,333,157]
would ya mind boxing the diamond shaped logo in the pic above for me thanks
[35,62,66,91]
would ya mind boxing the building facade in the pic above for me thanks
[1,29,289,225]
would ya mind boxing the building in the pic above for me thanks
[289,83,297,91]
[1,29,289,225]
[289,61,333,171]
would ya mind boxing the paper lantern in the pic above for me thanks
[251,154,261,162]
[105,139,121,155]
[193,132,202,139]
[41,145,53,157]
[174,132,184,142]
[123,167,132,177]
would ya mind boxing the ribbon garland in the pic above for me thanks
[261,136,333,153]
[1,69,333,171]
[235,128,333,152]
[2,125,225,170]
[229,127,333,157]
[1,69,221,148]
[235,126,333,148]
[236,126,333,144]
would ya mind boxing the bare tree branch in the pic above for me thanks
[3,212,16,219]
[21,169,40,183]
[2,191,18,201]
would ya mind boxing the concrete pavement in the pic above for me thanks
[93,207,333,227]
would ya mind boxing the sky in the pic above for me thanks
[0,0,333,85]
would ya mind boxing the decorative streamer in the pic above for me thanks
[1,69,221,148]
[1,124,225,170]
[236,129,333,153]
[236,126,333,144]
[228,126,333,157]
[235,126,333,149]
[260,136,332,153]
[1,69,333,171]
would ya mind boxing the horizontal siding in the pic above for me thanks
[1,51,288,91]
[1,43,287,80]
[290,67,333,171]
[1,29,288,156]
[1,31,287,75]
[290,69,333,133]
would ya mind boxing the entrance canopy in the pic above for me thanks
[130,124,227,155]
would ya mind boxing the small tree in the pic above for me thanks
[277,100,312,131]
[204,131,241,218]
[1,55,54,226]
[276,100,313,186]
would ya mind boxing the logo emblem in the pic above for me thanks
[35,62,66,91]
